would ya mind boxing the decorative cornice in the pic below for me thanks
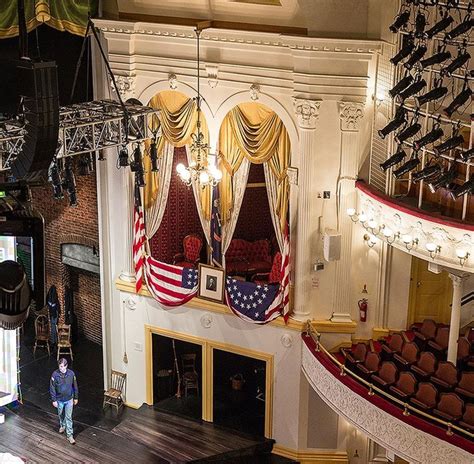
[302,343,472,464]
[338,101,364,131]
[449,273,470,286]
[293,98,321,130]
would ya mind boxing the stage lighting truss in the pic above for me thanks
[0,100,160,172]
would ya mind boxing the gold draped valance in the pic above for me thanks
[218,102,290,234]
[144,91,210,215]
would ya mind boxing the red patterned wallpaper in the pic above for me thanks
[150,147,204,263]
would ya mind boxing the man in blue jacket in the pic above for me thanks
[50,358,79,444]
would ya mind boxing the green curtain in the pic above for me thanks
[0,0,98,38]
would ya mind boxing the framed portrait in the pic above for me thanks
[198,264,225,303]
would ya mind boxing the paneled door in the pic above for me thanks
[408,257,452,326]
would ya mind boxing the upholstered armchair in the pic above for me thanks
[252,252,282,285]
[173,234,203,268]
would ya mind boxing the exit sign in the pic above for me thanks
[0,192,5,198]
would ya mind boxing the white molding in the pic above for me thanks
[302,343,472,464]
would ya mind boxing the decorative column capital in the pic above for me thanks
[338,101,364,132]
[293,98,321,130]
[112,75,136,101]
[449,273,469,286]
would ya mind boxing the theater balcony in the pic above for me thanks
[301,326,473,464]
[351,181,474,273]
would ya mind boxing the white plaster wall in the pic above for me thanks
[121,292,303,449]
[387,248,412,330]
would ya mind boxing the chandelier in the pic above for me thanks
[176,28,222,188]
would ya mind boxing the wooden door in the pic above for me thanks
[408,257,452,326]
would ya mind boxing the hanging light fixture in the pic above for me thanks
[176,27,222,188]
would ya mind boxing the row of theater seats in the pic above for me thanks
[340,322,473,432]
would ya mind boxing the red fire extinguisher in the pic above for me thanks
[358,298,368,322]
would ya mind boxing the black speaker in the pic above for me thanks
[11,60,59,180]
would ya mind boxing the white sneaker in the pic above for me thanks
[59,427,65,434]
[67,436,76,445]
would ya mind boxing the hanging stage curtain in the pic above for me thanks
[0,0,98,38]
[144,91,211,244]
[218,102,291,252]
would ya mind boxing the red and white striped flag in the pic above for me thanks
[280,225,291,322]
[144,257,198,306]
[133,181,146,293]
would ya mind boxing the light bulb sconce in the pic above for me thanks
[456,249,470,266]
[425,243,441,259]
[382,227,399,245]
[402,235,419,251]
[346,208,359,222]
[372,91,385,107]
[358,213,368,224]
[363,233,377,248]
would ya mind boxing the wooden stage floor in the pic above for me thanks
[0,402,293,463]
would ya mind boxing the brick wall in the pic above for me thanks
[30,169,102,345]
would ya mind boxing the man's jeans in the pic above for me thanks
[50,316,58,345]
[57,399,74,437]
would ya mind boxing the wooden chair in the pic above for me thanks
[56,324,73,361]
[181,354,199,397]
[172,234,203,268]
[33,315,50,357]
[103,370,127,414]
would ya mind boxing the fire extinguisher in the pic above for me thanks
[358,298,368,322]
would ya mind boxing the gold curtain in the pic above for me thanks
[144,91,210,218]
[218,102,290,233]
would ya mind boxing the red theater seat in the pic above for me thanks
[430,361,458,391]
[252,252,282,285]
[454,372,474,401]
[410,351,437,381]
[356,352,381,380]
[427,327,449,354]
[381,332,404,360]
[342,343,367,372]
[433,393,464,422]
[226,239,272,276]
[459,403,474,432]
[393,342,419,370]
[389,371,417,400]
[371,361,398,390]
[413,319,437,349]
[410,382,438,412]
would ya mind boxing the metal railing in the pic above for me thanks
[305,321,473,440]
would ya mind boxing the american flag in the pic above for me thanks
[145,257,198,306]
[210,184,222,267]
[133,180,146,293]
[225,278,282,324]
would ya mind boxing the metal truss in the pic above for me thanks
[0,100,160,172]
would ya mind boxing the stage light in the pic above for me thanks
[118,146,129,167]
[63,158,77,207]
[425,14,454,38]
[395,121,422,144]
[389,10,411,33]
[404,45,428,70]
[414,126,444,150]
[150,141,159,172]
[444,87,472,118]
[390,39,415,66]
[433,134,465,155]
[380,149,406,171]
[449,177,474,200]
[441,51,470,77]
[130,144,145,187]
[414,85,448,106]
[77,154,93,176]
[460,147,474,162]
[412,164,441,183]
[378,108,407,139]
[428,166,456,193]
[415,11,427,37]
[398,79,427,101]
[393,157,420,178]
[420,50,451,69]
[389,75,413,98]
[49,161,64,200]
[445,17,474,40]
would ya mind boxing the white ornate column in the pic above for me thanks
[293,98,321,319]
[447,273,467,364]
[332,102,364,322]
